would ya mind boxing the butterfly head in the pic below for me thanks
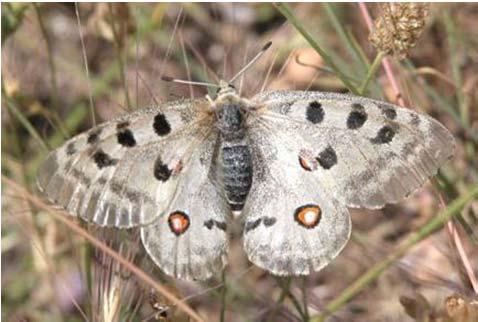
[212,81,249,134]
[216,80,237,97]
[213,80,249,109]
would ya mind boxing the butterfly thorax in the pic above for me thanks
[214,87,253,212]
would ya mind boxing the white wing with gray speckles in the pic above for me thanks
[37,98,214,228]
[252,91,455,209]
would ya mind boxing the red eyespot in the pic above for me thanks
[294,204,321,228]
[171,159,183,175]
[299,156,313,171]
[298,149,318,171]
[168,211,190,236]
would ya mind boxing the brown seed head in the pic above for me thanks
[369,3,430,59]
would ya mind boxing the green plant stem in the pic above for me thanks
[266,277,291,321]
[274,277,309,321]
[287,289,307,321]
[442,11,475,165]
[443,12,468,128]
[276,277,308,321]
[2,79,23,158]
[323,3,367,73]
[311,184,478,322]
[346,29,371,69]
[274,3,359,94]
[359,51,386,95]
[74,3,96,126]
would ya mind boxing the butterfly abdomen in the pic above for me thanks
[221,143,253,210]
[217,104,253,211]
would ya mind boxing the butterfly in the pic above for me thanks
[37,42,455,280]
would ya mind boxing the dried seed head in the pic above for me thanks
[91,228,145,321]
[369,3,430,59]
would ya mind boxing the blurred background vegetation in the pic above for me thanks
[2,3,477,322]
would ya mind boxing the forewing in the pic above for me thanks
[37,98,214,227]
[242,119,351,275]
[141,133,230,280]
[252,91,455,208]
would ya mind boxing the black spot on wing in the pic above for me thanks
[92,149,118,169]
[244,218,262,233]
[316,146,337,170]
[87,129,101,144]
[71,168,91,185]
[371,125,397,144]
[347,103,367,129]
[66,142,76,155]
[117,129,136,147]
[306,101,324,124]
[262,217,277,227]
[380,104,397,120]
[244,217,276,233]
[410,113,421,126]
[204,219,226,231]
[153,156,171,182]
[153,113,171,136]
[204,219,214,229]
[214,220,227,231]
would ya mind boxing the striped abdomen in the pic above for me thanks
[221,143,252,210]
[217,104,253,211]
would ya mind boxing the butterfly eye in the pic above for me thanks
[216,83,236,95]
[294,204,321,228]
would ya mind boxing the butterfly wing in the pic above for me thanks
[140,133,230,280]
[37,99,215,228]
[242,115,351,275]
[242,90,454,275]
[252,91,455,209]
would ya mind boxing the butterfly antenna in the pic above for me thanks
[229,41,272,84]
[161,76,220,88]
